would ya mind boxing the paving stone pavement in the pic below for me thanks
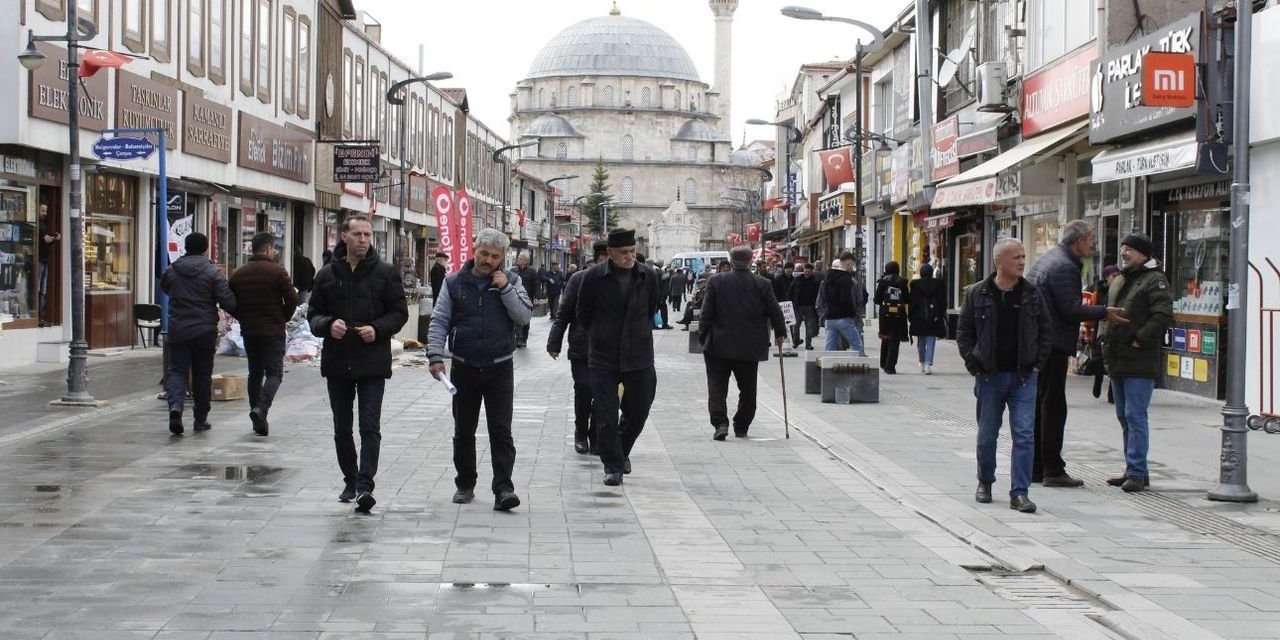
[1,319,1279,639]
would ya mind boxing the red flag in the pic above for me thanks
[455,188,474,265]
[762,197,785,211]
[818,146,855,187]
[432,185,458,271]
[516,208,526,228]
[79,50,134,78]
[745,223,762,243]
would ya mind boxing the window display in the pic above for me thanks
[1171,208,1228,316]
[1024,212,1061,271]
[0,188,35,319]
[85,213,133,292]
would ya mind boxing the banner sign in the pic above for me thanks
[332,144,380,183]
[456,188,474,265]
[433,185,458,271]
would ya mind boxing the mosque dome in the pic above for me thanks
[526,14,701,83]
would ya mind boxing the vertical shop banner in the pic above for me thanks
[817,147,855,188]
[455,188,474,265]
[931,116,960,182]
[433,185,458,271]
[167,215,194,263]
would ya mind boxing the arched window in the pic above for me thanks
[674,89,681,110]
[556,142,568,159]
[686,145,697,162]
[684,178,697,204]
[538,88,545,108]
[602,85,615,107]
[621,177,634,203]
[621,134,634,159]
[641,87,652,107]
[566,86,577,107]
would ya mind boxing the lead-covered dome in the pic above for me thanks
[526,15,701,82]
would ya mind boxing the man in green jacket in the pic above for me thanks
[1099,234,1173,493]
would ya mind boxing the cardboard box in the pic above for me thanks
[211,374,247,401]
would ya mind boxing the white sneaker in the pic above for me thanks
[925,364,933,375]
[919,363,926,373]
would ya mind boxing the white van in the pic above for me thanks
[664,251,730,273]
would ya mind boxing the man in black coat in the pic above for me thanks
[429,252,448,307]
[699,246,787,440]
[513,253,540,347]
[576,229,662,486]
[548,241,609,454]
[668,268,688,311]
[788,263,821,349]
[230,232,300,436]
[1024,219,1126,487]
[307,216,408,514]
[292,248,316,304]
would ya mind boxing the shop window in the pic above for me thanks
[955,231,979,309]
[1024,212,1061,270]
[208,0,226,84]
[150,0,170,63]
[0,190,37,322]
[621,177,634,203]
[1171,209,1228,316]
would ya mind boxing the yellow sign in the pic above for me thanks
[1167,354,1180,376]
[1194,358,1209,382]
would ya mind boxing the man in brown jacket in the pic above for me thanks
[230,232,300,436]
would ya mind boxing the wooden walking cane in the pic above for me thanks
[777,342,789,439]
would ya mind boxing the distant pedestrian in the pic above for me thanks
[668,267,688,311]
[874,261,909,374]
[428,228,532,511]
[513,253,539,347]
[548,241,610,454]
[541,260,566,321]
[292,247,316,304]
[1100,234,1172,493]
[699,246,787,440]
[37,203,60,326]
[908,263,947,374]
[787,262,820,350]
[576,228,662,486]
[1025,219,1127,487]
[656,265,673,329]
[307,216,408,514]
[429,252,448,306]
[229,232,300,437]
[821,252,866,354]
[957,238,1051,514]
[677,261,730,329]
[771,262,792,306]
[161,232,237,435]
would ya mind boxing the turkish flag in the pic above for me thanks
[745,223,761,243]
[762,197,785,211]
[516,209,526,228]
[818,146,855,188]
[79,50,134,78]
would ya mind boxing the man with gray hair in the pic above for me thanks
[428,228,532,511]
[1025,219,1127,487]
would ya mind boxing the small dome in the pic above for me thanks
[524,114,583,138]
[527,15,701,82]
[674,119,729,142]
[730,149,762,165]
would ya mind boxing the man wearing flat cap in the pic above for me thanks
[1099,233,1172,493]
[575,228,663,486]
[548,240,611,455]
[699,246,787,440]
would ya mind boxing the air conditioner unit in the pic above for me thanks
[976,62,1008,111]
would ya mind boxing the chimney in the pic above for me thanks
[358,11,382,43]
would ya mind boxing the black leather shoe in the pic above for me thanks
[1108,475,1149,488]
[713,426,728,441]
[1010,494,1037,513]
[975,483,992,504]
[734,429,749,438]
[168,410,184,435]
[623,458,631,475]
[494,491,521,511]
[1120,477,1146,493]
[603,473,623,486]
[354,491,376,514]
[338,485,356,502]
[1043,473,1085,488]
[249,408,268,436]
[574,439,589,454]
[452,489,475,504]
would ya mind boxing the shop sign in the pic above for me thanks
[237,112,312,183]
[90,136,155,160]
[1090,13,1201,143]
[28,42,109,131]
[1173,328,1187,351]
[1166,180,1230,202]
[1187,329,1202,353]
[182,93,233,163]
[332,144,380,183]
[1091,132,1199,182]
[0,154,38,179]
[957,124,999,158]
[115,70,178,149]
[1166,353,1180,376]
[931,115,959,182]
[875,151,893,201]
[924,213,955,230]
[1142,52,1196,107]
[931,172,1020,209]
[1022,44,1095,137]
[906,137,928,210]
[891,141,911,203]
[408,174,428,213]
[166,192,185,215]
[1180,356,1194,380]
[1202,330,1216,355]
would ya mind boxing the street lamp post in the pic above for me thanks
[386,71,452,258]
[18,6,100,405]
[492,138,540,233]
[746,118,800,260]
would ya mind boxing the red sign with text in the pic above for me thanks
[455,188,474,265]
[1021,44,1096,136]
[432,185,458,271]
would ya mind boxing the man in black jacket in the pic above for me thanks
[957,238,1051,513]
[292,248,316,304]
[429,252,448,307]
[513,253,540,347]
[821,252,866,353]
[788,263,820,349]
[1024,220,1126,487]
[576,229,662,486]
[230,233,300,436]
[307,216,408,514]
[699,246,787,440]
[548,241,609,454]
[161,232,236,435]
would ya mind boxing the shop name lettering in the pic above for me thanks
[1024,65,1090,119]
[37,81,105,120]
[1110,151,1171,176]
[246,127,307,174]
[186,105,230,151]
[118,109,176,139]
[1104,26,1195,110]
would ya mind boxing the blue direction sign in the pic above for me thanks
[91,136,156,161]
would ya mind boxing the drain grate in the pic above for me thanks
[886,389,1280,566]
[974,569,1110,615]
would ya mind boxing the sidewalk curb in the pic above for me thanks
[0,391,155,450]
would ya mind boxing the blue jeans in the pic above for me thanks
[824,317,864,353]
[975,371,1038,497]
[916,335,937,365]
[1111,376,1154,480]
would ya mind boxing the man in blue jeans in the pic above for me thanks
[957,238,1051,513]
[1100,234,1173,492]
[820,252,866,354]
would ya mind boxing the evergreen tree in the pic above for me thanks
[576,158,618,236]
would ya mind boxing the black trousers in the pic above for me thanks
[451,360,516,495]
[791,305,818,346]
[570,358,596,446]
[167,333,216,419]
[590,366,657,474]
[517,324,530,346]
[1034,350,1071,478]
[243,335,285,414]
[327,376,385,492]
[669,295,683,311]
[703,355,759,433]
[658,300,669,327]
[880,339,901,371]
[547,292,561,320]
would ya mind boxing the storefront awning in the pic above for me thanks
[1090,131,1199,183]
[931,123,1088,209]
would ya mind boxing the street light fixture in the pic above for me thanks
[19,10,101,405]
[385,71,452,258]
[747,118,799,258]
[492,138,540,232]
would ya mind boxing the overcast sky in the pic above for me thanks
[360,0,906,145]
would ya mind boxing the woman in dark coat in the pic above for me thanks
[873,261,910,374]
[907,263,947,374]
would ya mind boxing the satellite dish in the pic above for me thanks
[938,25,976,88]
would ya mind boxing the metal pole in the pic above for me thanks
[1209,4,1257,502]
[915,0,934,201]
[398,100,407,251]
[61,0,92,404]
[156,131,167,335]
[500,159,508,231]
[854,44,865,282]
